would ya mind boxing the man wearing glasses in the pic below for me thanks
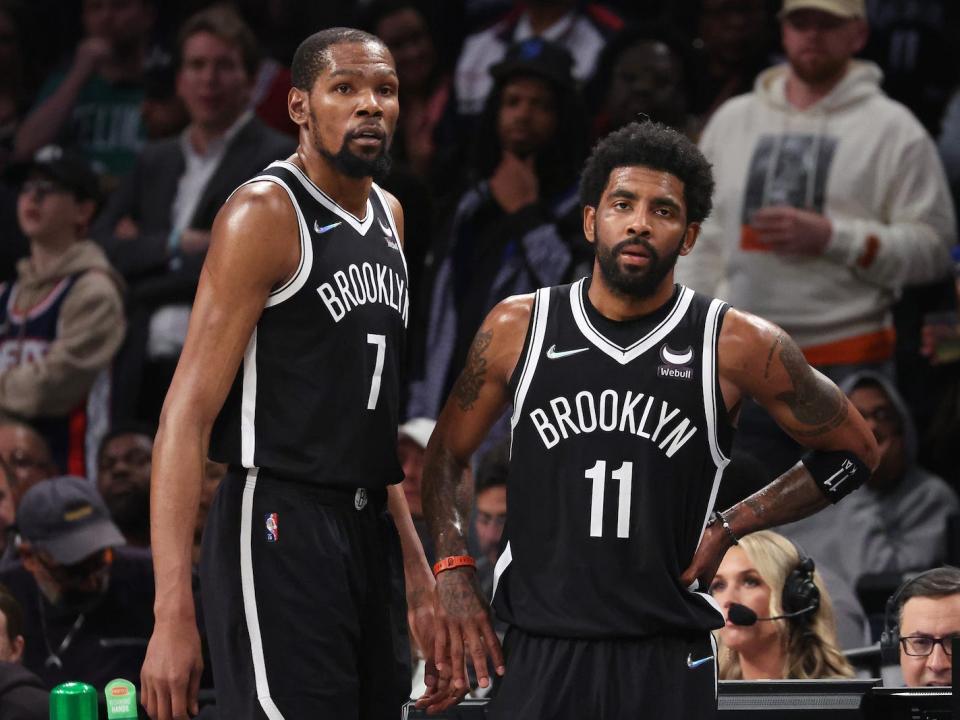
[895,566,960,687]
[0,475,154,689]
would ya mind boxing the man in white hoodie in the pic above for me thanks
[676,0,956,474]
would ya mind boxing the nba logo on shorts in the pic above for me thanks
[265,513,279,543]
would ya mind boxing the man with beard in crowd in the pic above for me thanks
[96,425,153,548]
[0,476,153,690]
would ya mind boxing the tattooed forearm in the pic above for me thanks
[774,338,848,436]
[422,443,474,558]
[451,329,492,411]
[725,463,828,535]
[763,334,783,379]
[744,496,767,519]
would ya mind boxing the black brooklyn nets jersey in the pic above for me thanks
[493,278,734,638]
[209,161,408,487]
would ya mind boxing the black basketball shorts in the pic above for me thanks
[199,467,411,719]
[487,626,717,720]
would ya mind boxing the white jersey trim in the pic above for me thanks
[370,184,410,328]
[221,172,313,309]
[240,328,257,467]
[510,288,550,429]
[254,175,314,307]
[702,298,729,467]
[272,160,374,236]
[491,540,512,602]
[240,468,286,720]
[570,279,695,364]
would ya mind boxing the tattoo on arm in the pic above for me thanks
[726,463,827,535]
[452,328,492,411]
[744,496,767,520]
[763,334,783,379]
[774,338,848,437]
[423,444,474,559]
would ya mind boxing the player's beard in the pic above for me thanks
[313,123,393,181]
[594,219,684,299]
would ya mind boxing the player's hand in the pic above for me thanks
[489,152,539,214]
[680,521,732,592]
[749,206,832,256]
[432,567,504,695]
[140,619,203,720]
[405,567,439,684]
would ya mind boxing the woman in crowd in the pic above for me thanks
[709,530,854,680]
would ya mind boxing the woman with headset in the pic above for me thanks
[708,530,854,680]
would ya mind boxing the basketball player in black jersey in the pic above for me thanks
[139,29,438,720]
[418,122,880,718]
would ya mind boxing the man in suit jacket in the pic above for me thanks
[92,7,295,422]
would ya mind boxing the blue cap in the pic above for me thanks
[17,476,126,565]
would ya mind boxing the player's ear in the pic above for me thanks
[583,206,596,245]
[288,87,309,127]
[679,223,700,256]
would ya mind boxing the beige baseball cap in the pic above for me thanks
[779,0,866,18]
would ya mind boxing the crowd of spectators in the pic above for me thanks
[0,0,957,703]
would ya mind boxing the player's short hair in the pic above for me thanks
[897,566,960,628]
[579,121,714,224]
[291,27,388,91]
[177,5,260,78]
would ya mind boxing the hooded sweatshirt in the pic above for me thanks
[0,661,47,720]
[676,61,956,365]
[0,240,125,475]
[776,370,959,587]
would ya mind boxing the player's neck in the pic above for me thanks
[295,149,373,219]
[586,269,677,322]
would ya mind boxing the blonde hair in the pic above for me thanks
[717,530,854,680]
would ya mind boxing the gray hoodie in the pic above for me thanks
[777,371,959,618]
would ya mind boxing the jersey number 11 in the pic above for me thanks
[585,460,633,539]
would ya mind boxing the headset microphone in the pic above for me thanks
[727,602,819,626]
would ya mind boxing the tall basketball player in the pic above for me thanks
[139,29,437,720]
[419,121,880,718]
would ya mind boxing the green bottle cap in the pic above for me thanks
[50,682,97,720]
[105,678,138,719]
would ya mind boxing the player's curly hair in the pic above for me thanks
[291,27,387,91]
[579,121,714,224]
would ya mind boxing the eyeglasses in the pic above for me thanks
[18,179,69,200]
[34,548,112,585]
[899,635,959,657]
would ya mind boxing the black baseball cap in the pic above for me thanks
[6,145,101,202]
[489,38,575,93]
[17,476,126,565]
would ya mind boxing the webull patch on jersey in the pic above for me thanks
[657,344,694,381]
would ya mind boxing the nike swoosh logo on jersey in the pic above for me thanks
[545,344,589,360]
[378,218,393,237]
[686,653,714,669]
[314,220,342,234]
[660,345,694,365]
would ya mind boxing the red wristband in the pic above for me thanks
[433,555,477,576]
